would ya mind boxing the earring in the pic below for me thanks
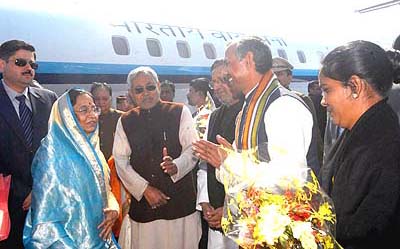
[352,93,358,99]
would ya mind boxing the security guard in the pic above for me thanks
[272,57,294,89]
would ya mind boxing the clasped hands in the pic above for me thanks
[201,203,224,229]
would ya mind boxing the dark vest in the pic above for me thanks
[121,101,196,222]
[207,100,243,232]
[207,100,243,208]
[237,86,320,173]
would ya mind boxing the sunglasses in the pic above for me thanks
[76,105,101,116]
[134,85,157,94]
[9,58,39,70]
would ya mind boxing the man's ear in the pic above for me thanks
[0,59,6,73]
[244,51,255,70]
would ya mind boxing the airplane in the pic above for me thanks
[0,4,329,104]
[356,0,400,13]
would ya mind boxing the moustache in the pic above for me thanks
[142,95,154,102]
[22,70,33,76]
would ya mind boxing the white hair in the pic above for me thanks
[126,66,159,88]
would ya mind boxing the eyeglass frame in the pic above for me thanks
[133,84,157,94]
[212,74,233,86]
[75,105,101,116]
[8,58,39,70]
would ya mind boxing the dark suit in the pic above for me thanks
[0,83,57,248]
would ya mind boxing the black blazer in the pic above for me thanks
[0,83,57,247]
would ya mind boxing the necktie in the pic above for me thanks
[16,95,33,148]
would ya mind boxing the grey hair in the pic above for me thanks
[126,66,159,88]
[234,36,272,74]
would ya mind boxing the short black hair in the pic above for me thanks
[0,40,36,60]
[393,34,400,50]
[160,80,175,93]
[210,59,225,73]
[90,82,112,96]
[307,80,319,92]
[116,95,127,104]
[189,77,211,97]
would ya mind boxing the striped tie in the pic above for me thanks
[16,95,33,148]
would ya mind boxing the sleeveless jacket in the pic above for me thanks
[121,101,196,222]
[235,73,319,172]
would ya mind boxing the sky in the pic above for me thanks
[4,0,400,48]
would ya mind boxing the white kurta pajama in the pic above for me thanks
[113,105,201,249]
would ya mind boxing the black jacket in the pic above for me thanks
[0,83,57,248]
[319,100,400,249]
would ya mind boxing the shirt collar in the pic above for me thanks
[244,83,259,102]
[2,79,30,100]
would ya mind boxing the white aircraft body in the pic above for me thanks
[0,5,330,103]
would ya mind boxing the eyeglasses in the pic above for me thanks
[9,58,39,70]
[75,105,101,116]
[134,85,157,94]
[213,74,233,85]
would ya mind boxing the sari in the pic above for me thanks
[23,91,119,248]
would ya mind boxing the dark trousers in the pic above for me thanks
[199,211,209,249]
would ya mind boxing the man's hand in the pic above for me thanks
[200,203,223,228]
[143,185,170,209]
[122,198,131,217]
[160,147,178,176]
[207,207,223,228]
[200,202,214,222]
[98,209,118,240]
[193,135,232,168]
[22,191,32,211]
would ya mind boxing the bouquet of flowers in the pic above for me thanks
[219,149,341,249]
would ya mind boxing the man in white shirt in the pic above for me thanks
[194,36,314,181]
[113,66,201,249]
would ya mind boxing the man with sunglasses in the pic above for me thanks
[197,59,243,249]
[0,39,57,248]
[113,66,201,249]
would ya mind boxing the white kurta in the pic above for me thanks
[198,86,313,249]
[113,105,201,249]
[216,90,314,189]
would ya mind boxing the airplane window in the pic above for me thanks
[146,38,162,57]
[176,41,191,58]
[203,43,216,59]
[297,50,307,63]
[112,36,130,55]
[277,49,288,60]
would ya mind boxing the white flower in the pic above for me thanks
[290,221,317,249]
[256,205,291,245]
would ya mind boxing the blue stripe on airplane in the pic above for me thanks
[0,62,317,84]
[37,61,319,77]
[37,62,209,75]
